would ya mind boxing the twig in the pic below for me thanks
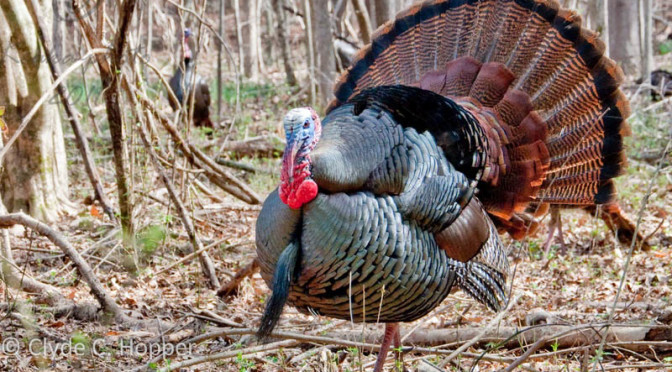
[216,258,260,298]
[215,158,272,174]
[127,80,261,204]
[592,137,672,371]
[438,293,520,367]
[187,307,244,328]
[0,48,106,163]
[0,213,123,320]
[132,93,220,289]
[157,339,298,371]
[154,238,233,277]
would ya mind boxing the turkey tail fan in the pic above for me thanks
[329,0,630,238]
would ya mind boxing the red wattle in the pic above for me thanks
[296,179,318,204]
[284,179,318,209]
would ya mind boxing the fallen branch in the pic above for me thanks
[216,258,259,298]
[0,213,123,320]
[215,158,273,174]
[158,339,298,371]
[217,135,285,158]
[154,238,230,278]
[185,323,672,355]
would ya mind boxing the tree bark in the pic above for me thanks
[51,0,66,61]
[608,0,640,75]
[0,0,69,223]
[241,0,259,80]
[303,0,316,107]
[640,0,653,82]
[587,0,609,56]
[25,0,114,219]
[310,0,336,108]
[217,0,224,120]
[273,0,297,86]
[374,0,394,28]
[351,0,372,44]
[72,0,137,245]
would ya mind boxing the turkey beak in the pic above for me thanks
[283,137,302,181]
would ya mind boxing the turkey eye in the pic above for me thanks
[303,120,310,128]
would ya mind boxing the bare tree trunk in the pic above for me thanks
[242,0,260,80]
[366,0,376,29]
[52,0,66,61]
[26,0,114,219]
[0,0,69,223]
[73,0,137,245]
[640,0,653,82]
[608,0,641,75]
[311,0,336,108]
[303,0,316,107]
[233,0,245,77]
[145,0,153,81]
[587,0,609,56]
[374,0,394,27]
[273,0,297,85]
[217,0,224,120]
[351,0,372,44]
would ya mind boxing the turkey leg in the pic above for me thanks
[543,207,566,256]
[373,322,401,372]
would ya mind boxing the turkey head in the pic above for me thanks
[279,108,321,209]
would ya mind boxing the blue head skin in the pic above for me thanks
[280,108,322,209]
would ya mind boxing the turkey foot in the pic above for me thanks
[374,322,402,372]
[543,208,566,256]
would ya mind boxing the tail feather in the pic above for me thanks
[257,240,300,339]
[328,0,630,239]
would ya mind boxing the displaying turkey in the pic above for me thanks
[169,29,213,128]
[256,1,631,370]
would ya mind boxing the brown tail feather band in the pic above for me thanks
[329,0,630,237]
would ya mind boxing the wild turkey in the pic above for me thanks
[169,29,213,128]
[648,70,672,100]
[256,1,630,370]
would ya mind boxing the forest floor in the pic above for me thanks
[1,68,671,371]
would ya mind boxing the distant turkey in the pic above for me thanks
[644,69,672,100]
[256,1,631,370]
[169,29,213,128]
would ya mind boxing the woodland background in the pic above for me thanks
[0,0,670,370]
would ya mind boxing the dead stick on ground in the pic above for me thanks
[154,238,232,277]
[438,293,520,367]
[158,339,298,371]
[143,324,672,371]
[25,0,114,219]
[216,258,259,298]
[176,325,672,362]
[0,213,124,320]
